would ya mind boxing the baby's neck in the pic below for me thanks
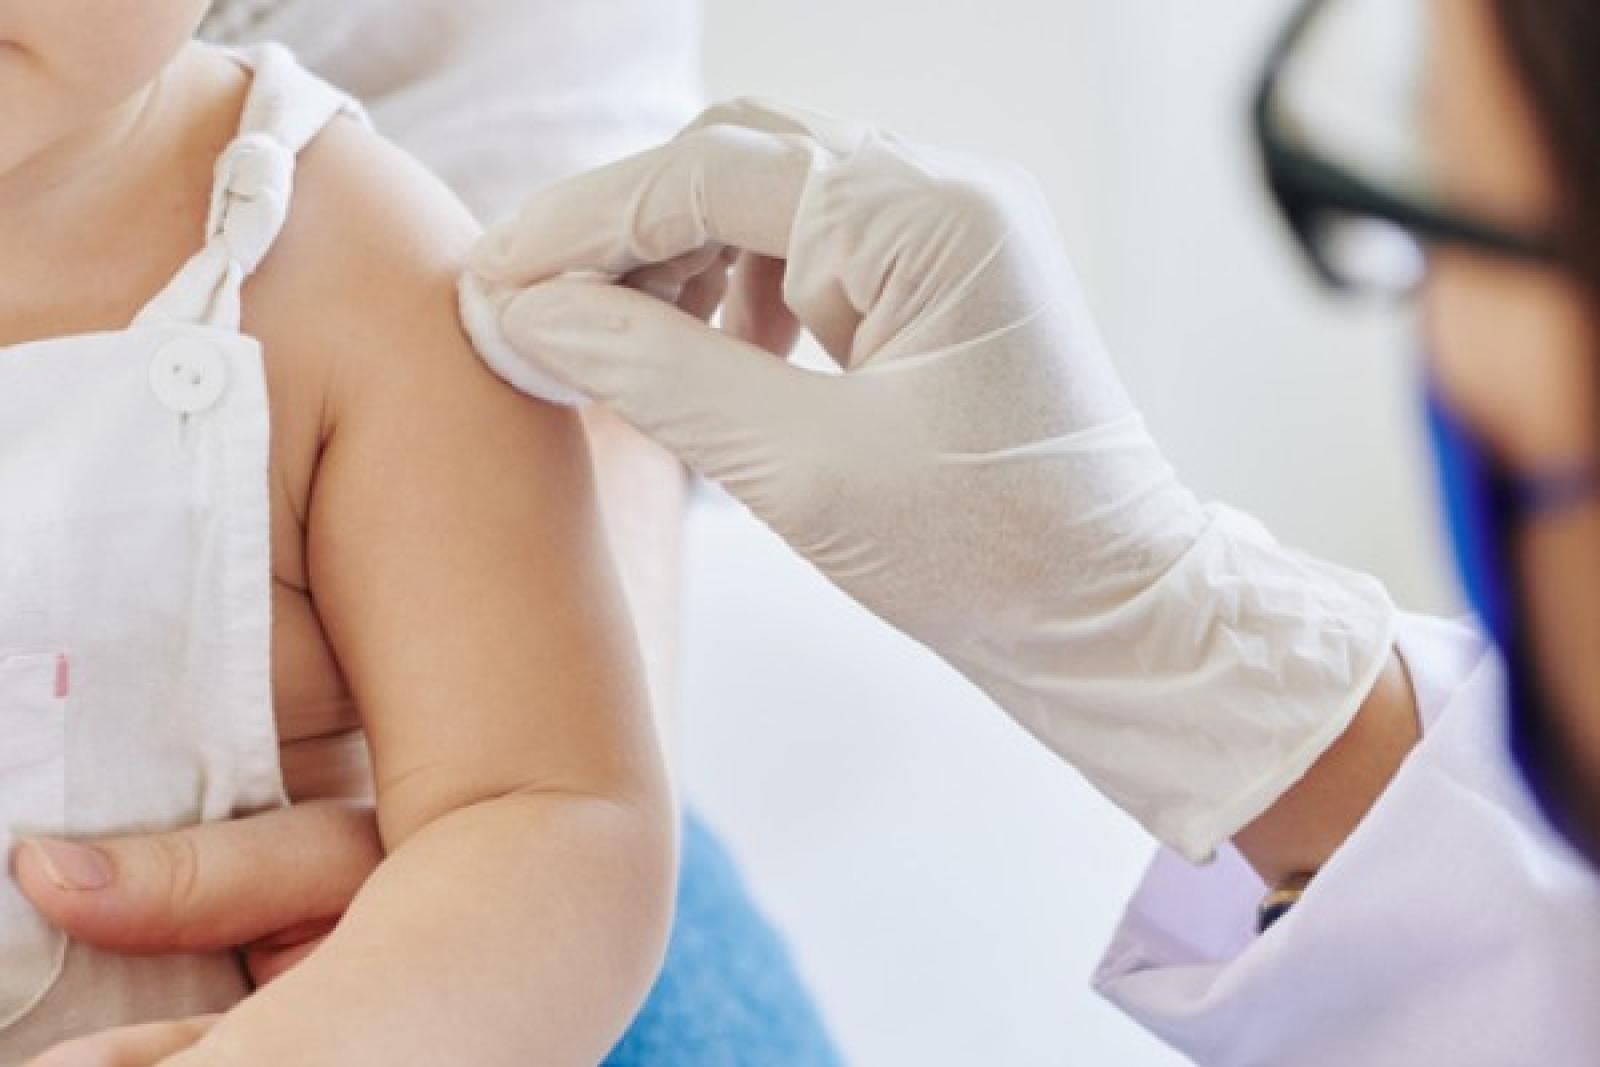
[0,46,247,346]
[0,74,166,225]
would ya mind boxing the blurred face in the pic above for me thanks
[0,0,210,179]
[1424,1,1600,793]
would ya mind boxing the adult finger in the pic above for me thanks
[242,927,331,987]
[24,1015,220,1067]
[496,277,818,484]
[470,123,815,287]
[672,258,734,325]
[624,243,731,306]
[724,253,801,356]
[13,801,381,956]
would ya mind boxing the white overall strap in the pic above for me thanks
[135,44,369,331]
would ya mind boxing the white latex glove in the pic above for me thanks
[463,99,1398,862]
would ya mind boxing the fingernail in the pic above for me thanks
[22,838,114,892]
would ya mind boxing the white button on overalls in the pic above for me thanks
[149,338,230,415]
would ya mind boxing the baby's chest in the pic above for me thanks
[0,324,356,838]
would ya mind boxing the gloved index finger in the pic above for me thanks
[470,120,819,288]
[682,96,875,155]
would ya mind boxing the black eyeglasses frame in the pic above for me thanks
[1253,0,1564,294]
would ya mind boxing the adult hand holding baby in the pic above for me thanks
[15,803,381,1066]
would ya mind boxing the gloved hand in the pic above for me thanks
[463,99,1398,862]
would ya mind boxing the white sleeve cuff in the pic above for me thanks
[1092,614,1600,1066]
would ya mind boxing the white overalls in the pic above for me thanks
[0,46,361,1063]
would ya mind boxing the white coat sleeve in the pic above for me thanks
[1092,613,1600,1066]
[206,0,704,221]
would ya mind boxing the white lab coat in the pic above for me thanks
[1095,613,1600,1066]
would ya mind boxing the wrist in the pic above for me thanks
[1233,649,1422,884]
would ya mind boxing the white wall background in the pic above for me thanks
[682,2,1458,1065]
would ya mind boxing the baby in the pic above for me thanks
[0,3,674,1064]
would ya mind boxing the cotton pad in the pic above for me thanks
[457,272,592,408]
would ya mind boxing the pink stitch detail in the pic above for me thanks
[55,654,70,700]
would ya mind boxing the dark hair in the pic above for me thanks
[1491,2,1600,296]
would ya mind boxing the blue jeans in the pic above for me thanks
[603,812,845,1067]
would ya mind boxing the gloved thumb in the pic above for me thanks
[493,276,817,484]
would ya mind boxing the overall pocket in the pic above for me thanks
[0,652,69,1030]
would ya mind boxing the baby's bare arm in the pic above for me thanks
[184,122,676,1066]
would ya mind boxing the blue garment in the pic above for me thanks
[604,812,846,1067]
[1425,380,1600,862]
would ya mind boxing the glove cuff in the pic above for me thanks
[951,504,1400,863]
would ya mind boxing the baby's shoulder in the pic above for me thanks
[240,89,484,407]
[274,110,480,303]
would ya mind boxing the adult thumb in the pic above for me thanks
[496,276,818,485]
[11,802,381,956]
